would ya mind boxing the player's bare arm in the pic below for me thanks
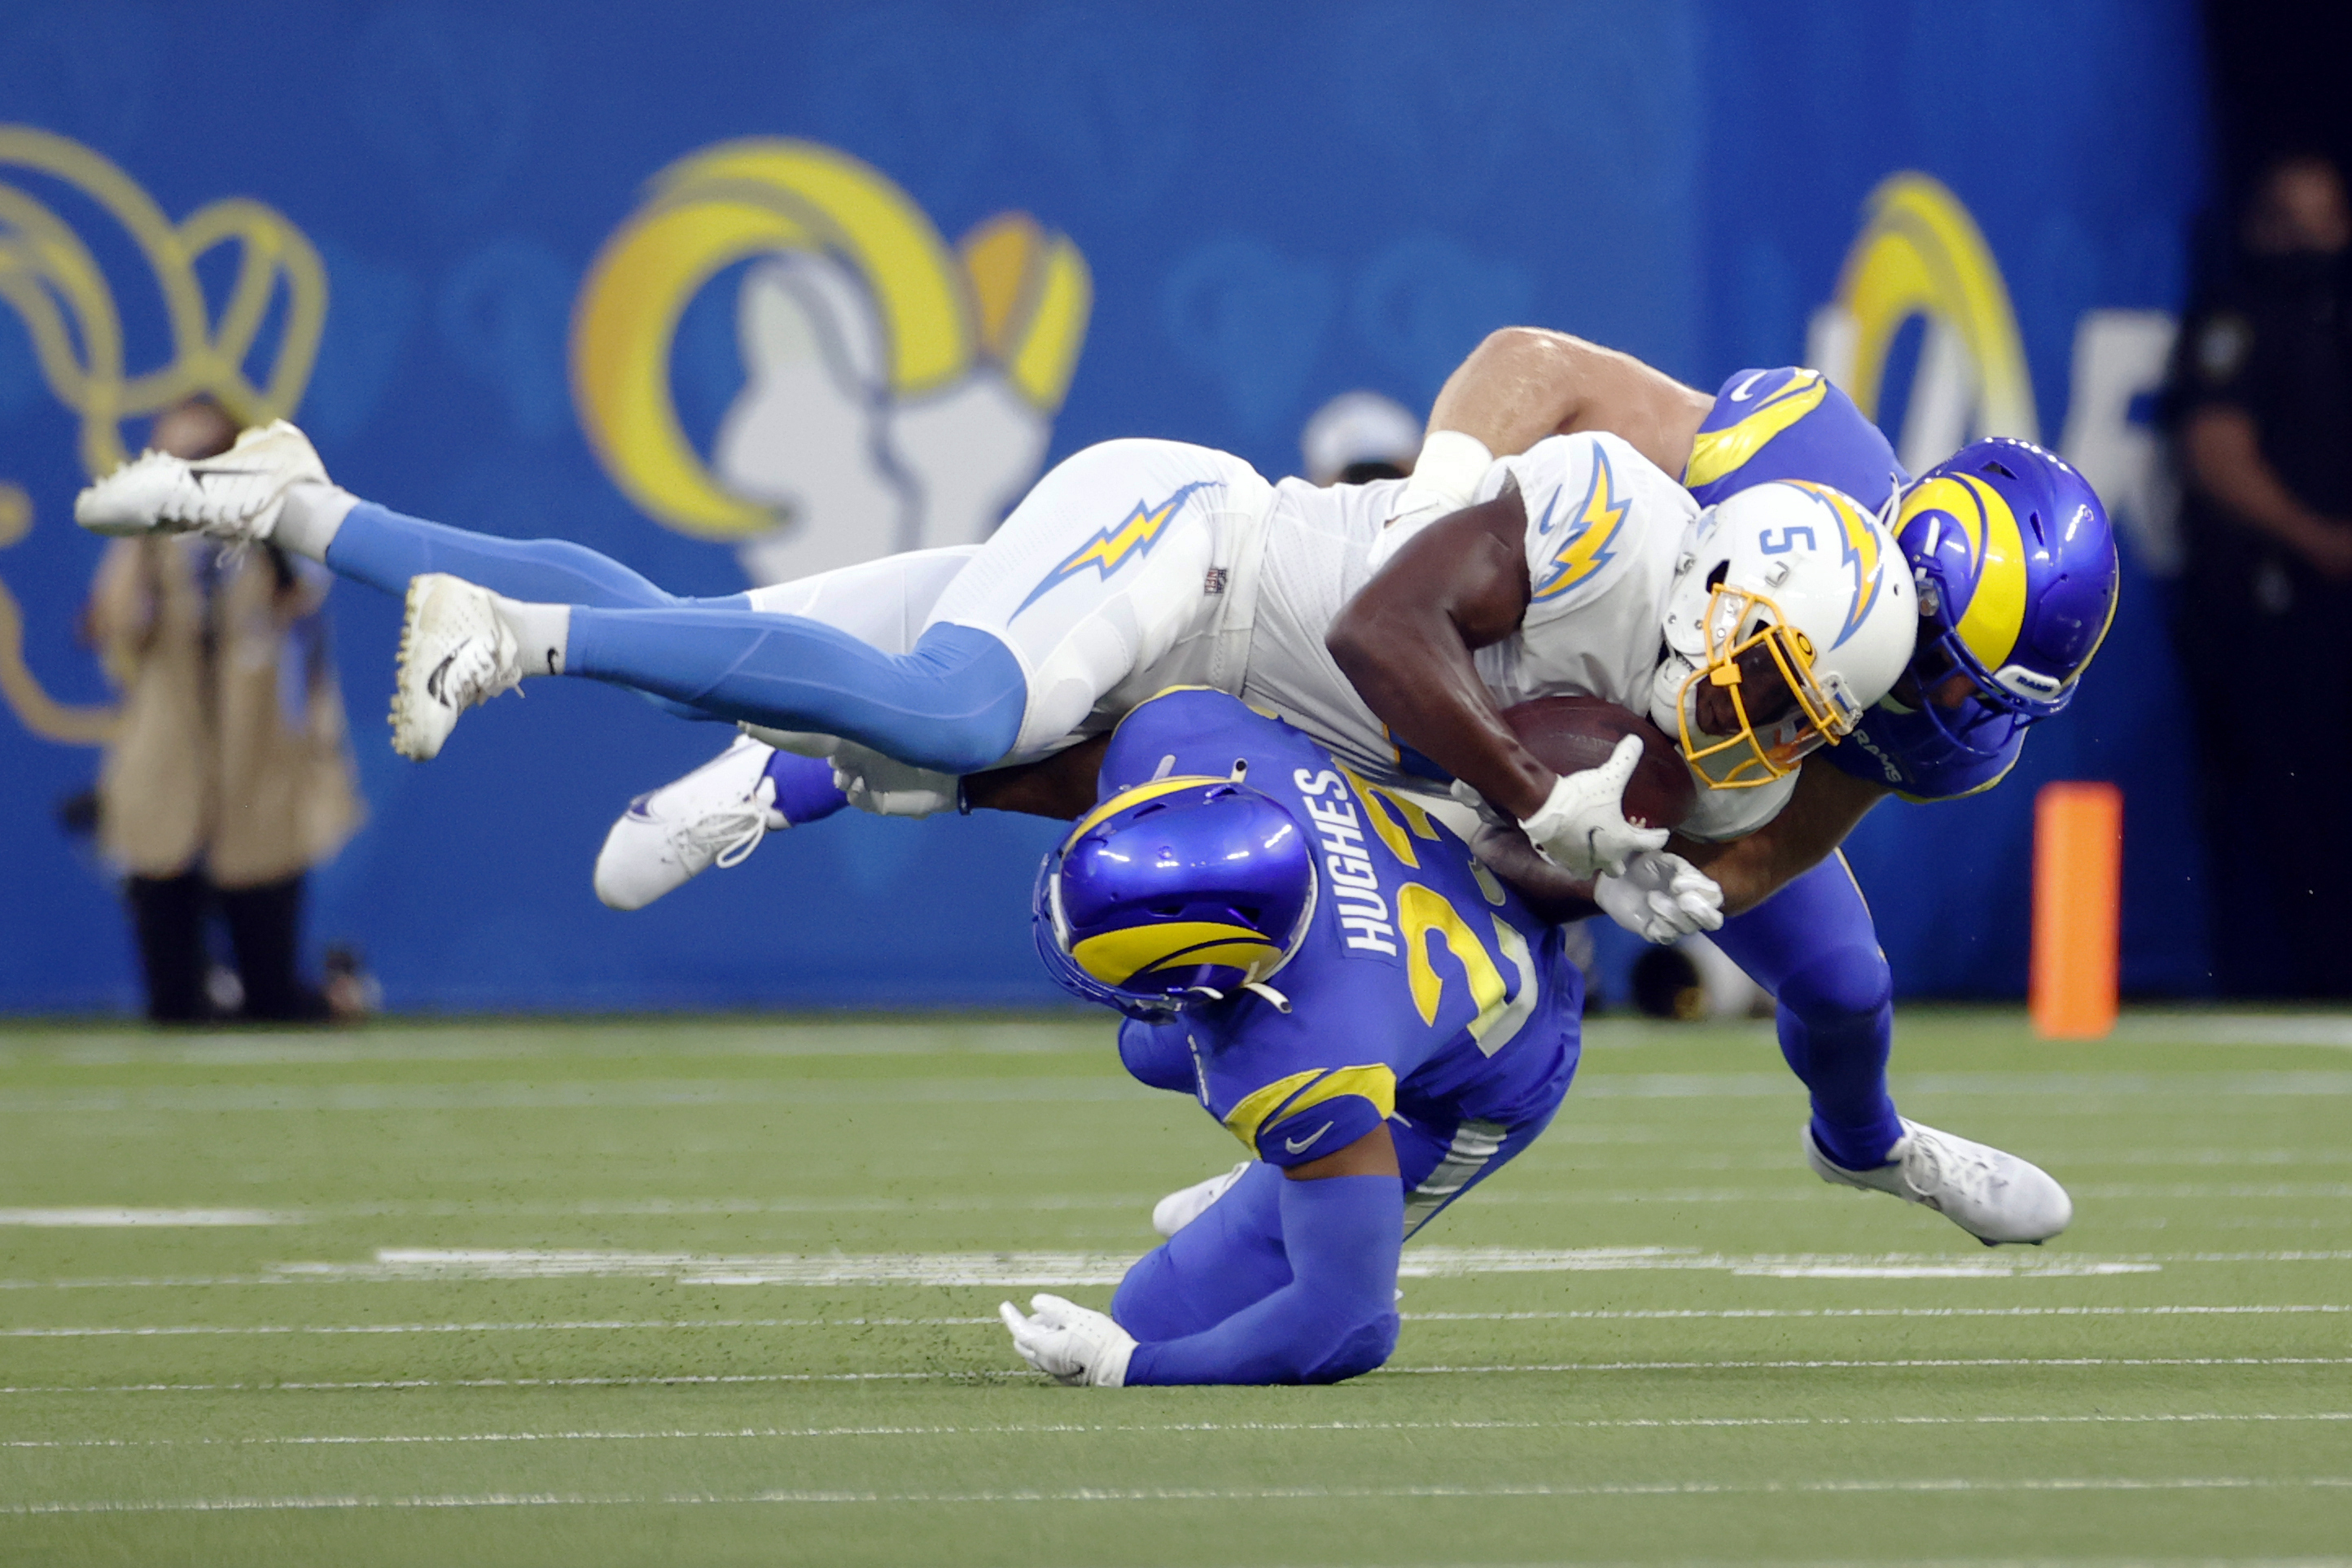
[1325,488,1550,817]
[959,734,1113,819]
[1289,1123,1400,1180]
[2181,405,2352,579]
[1430,327,1712,477]
[1671,760,1889,914]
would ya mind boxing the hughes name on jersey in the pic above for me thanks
[1681,366,2021,800]
[1103,689,1577,1233]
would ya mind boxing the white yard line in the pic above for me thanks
[6,1070,2352,1115]
[8,1246,2352,1293]
[5,1304,2346,1338]
[7,1412,2349,1449]
[0,1209,301,1228]
[6,1476,2350,1515]
[7,1357,2349,1397]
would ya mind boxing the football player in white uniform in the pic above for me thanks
[75,420,1913,947]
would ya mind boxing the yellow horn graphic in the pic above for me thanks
[0,125,326,745]
[1832,171,2036,441]
[571,138,978,543]
[959,211,1092,413]
[570,137,1092,545]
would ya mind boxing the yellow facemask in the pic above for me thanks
[1673,585,1865,788]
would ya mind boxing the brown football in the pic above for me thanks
[1500,694,1696,831]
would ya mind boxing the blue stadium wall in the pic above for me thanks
[0,1,2208,1011]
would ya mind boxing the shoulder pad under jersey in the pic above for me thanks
[1684,368,1908,515]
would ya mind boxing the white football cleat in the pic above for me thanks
[73,419,327,541]
[391,574,523,761]
[1806,1118,2073,1246]
[593,735,786,910]
[1150,1161,1253,1238]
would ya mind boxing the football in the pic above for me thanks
[1500,694,1696,831]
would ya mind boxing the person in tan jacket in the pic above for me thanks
[83,399,363,1022]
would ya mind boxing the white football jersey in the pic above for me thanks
[1238,431,1792,840]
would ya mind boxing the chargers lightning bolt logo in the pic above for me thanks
[1531,447,1629,601]
[1014,481,1212,616]
[1788,481,1885,648]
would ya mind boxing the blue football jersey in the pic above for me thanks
[1683,366,2023,800]
[1101,688,1579,1171]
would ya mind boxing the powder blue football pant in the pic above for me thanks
[1710,852,1904,1170]
[322,501,1027,773]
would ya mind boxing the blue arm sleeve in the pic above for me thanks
[1122,1172,1403,1386]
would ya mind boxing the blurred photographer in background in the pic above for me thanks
[81,398,366,1023]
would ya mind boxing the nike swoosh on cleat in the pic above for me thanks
[1283,1121,1334,1155]
[424,651,461,704]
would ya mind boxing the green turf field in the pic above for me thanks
[0,1008,2345,1566]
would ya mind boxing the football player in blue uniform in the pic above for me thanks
[997,685,1580,1386]
[1334,328,2118,1246]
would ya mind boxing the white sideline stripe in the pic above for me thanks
[0,1317,1001,1338]
[25,1027,1103,1067]
[10,1412,2351,1450]
[8,1069,2352,1114]
[7,1477,2351,1514]
[8,1357,2349,1396]
[0,1079,1145,1114]
[8,1305,2347,1339]
[0,1184,2339,1231]
[7,1248,2350,1294]
[0,1209,300,1228]
[2114,1012,2352,1049]
[247,1246,2176,1288]
[1382,1357,2352,1376]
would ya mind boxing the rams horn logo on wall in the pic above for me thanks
[570,138,1093,585]
[0,126,326,745]
[1814,172,2037,451]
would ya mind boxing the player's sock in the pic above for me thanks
[274,480,360,559]
[765,748,848,826]
[322,500,714,611]
[1776,947,1903,1170]
[563,615,1027,775]
[493,597,571,677]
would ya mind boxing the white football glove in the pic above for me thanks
[997,1293,1136,1387]
[831,742,959,819]
[1518,733,1670,879]
[1594,849,1724,944]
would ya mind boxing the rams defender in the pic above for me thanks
[1001,686,1579,1387]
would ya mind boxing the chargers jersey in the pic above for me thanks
[1102,688,1577,1229]
[1680,366,2021,801]
[1240,431,1781,838]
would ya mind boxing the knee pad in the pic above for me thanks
[1776,944,1892,1031]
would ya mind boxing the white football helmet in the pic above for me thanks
[1647,481,1916,789]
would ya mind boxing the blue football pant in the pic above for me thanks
[1710,851,1904,1170]
[1111,1100,1557,1353]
